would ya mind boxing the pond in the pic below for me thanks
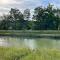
[0,36,60,49]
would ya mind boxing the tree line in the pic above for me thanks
[0,4,60,30]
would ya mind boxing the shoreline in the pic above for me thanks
[0,30,60,38]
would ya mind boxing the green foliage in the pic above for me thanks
[23,9,30,20]
[33,4,60,30]
[0,4,60,30]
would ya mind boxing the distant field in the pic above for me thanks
[0,47,60,60]
[0,30,60,37]
[0,30,60,34]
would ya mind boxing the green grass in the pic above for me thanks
[0,30,60,38]
[0,47,60,60]
[0,30,60,34]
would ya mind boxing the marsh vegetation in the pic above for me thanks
[0,36,60,60]
[0,47,60,60]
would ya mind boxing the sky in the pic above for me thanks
[0,0,60,15]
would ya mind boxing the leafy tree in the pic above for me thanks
[0,4,60,30]
[23,9,31,30]
[9,8,24,30]
[0,15,11,30]
[23,9,30,20]
[33,4,60,30]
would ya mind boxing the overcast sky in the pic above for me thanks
[0,0,60,15]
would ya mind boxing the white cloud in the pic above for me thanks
[0,0,60,15]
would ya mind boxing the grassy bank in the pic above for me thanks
[0,30,60,38]
[0,30,60,34]
[0,47,60,60]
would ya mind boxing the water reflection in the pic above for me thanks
[0,37,10,46]
[0,36,60,49]
[24,39,36,49]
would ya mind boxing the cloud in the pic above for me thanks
[0,0,60,15]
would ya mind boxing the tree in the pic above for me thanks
[9,8,24,30]
[23,9,31,30]
[0,15,11,30]
[33,6,44,21]
[23,9,30,20]
[10,8,24,21]
[33,4,59,30]
[0,4,60,30]
[53,8,60,30]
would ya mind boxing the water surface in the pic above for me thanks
[0,36,60,49]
